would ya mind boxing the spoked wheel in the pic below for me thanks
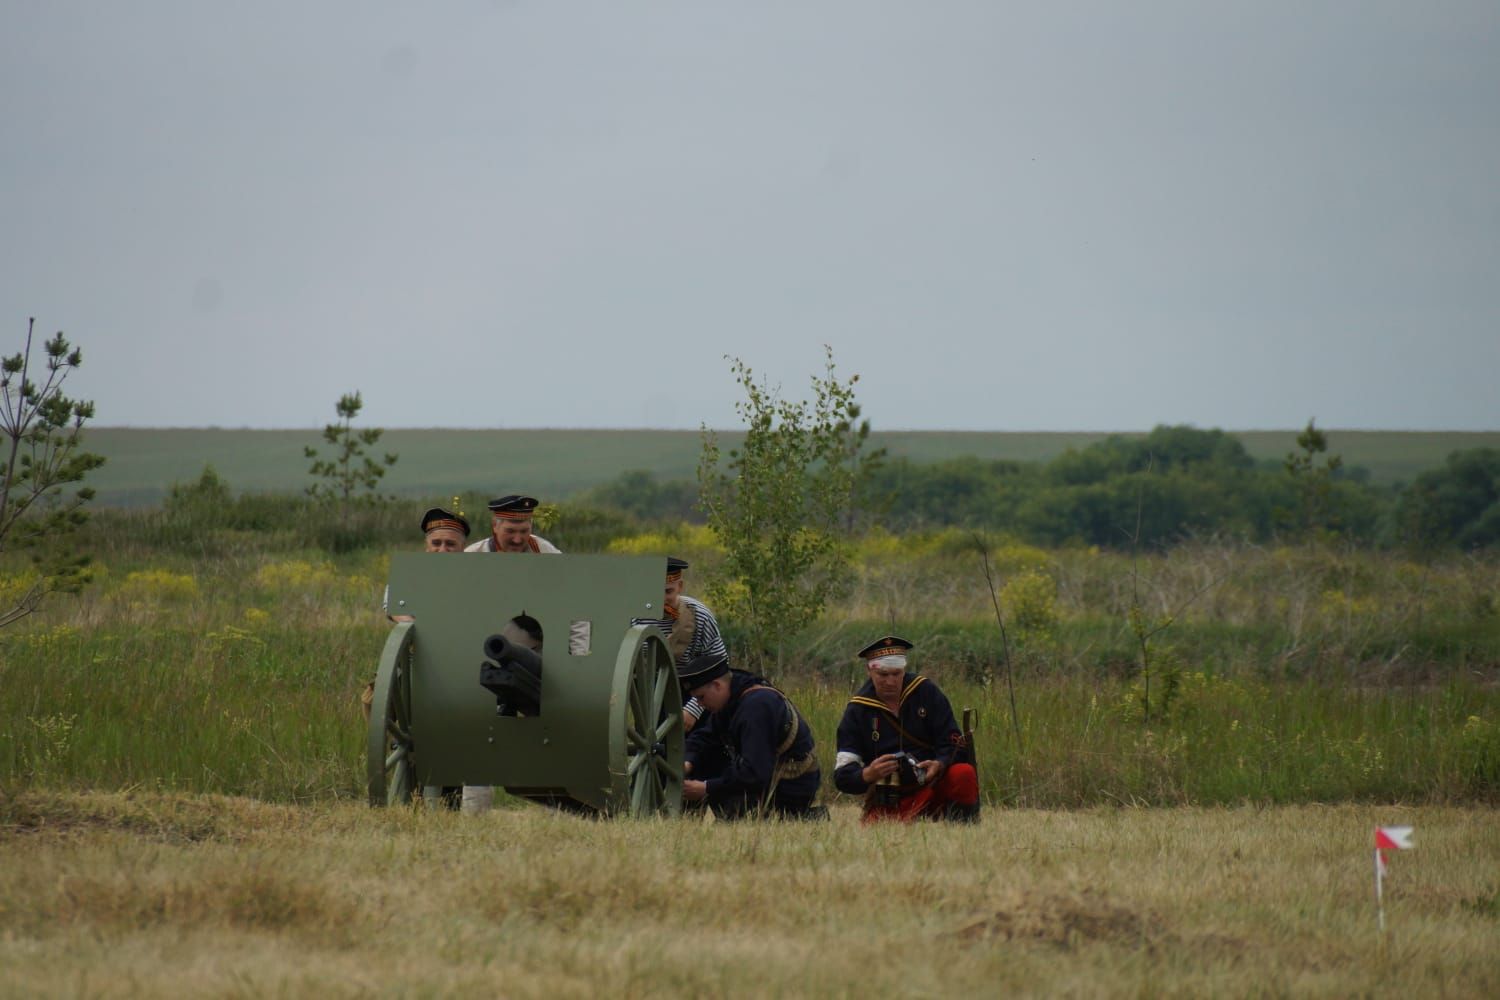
[367,622,416,806]
[610,626,684,816]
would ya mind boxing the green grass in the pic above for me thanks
[3,537,1497,806]
[4,621,1497,808]
[79,427,1500,505]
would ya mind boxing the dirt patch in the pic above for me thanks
[956,888,1161,948]
[39,869,345,938]
[0,790,257,844]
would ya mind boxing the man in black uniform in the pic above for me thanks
[833,636,979,823]
[679,652,823,820]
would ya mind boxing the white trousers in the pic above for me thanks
[461,785,494,814]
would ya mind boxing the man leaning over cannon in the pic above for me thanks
[632,557,728,734]
[464,494,561,553]
[679,652,824,820]
[834,636,980,823]
[461,493,557,812]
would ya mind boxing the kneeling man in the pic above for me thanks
[680,652,822,819]
[834,636,979,822]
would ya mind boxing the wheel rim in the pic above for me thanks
[367,622,417,806]
[384,657,414,805]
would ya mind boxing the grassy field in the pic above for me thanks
[1,791,1496,997]
[3,528,1498,995]
[3,538,1497,806]
[77,427,1500,505]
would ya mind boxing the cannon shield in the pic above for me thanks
[368,553,683,815]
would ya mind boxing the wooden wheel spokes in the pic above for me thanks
[625,663,661,809]
[650,659,670,719]
[628,682,650,738]
[626,748,650,777]
[630,648,655,726]
[610,626,684,817]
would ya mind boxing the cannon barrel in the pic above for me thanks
[480,632,544,717]
[483,632,543,674]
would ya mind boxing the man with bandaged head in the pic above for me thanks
[833,636,979,822]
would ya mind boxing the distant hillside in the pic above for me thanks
[77,427,1500,507]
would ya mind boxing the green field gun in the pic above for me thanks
[367,553,683,816]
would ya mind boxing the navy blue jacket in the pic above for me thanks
[685,670,820,808]
[833,674,961,795]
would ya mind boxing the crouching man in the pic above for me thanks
[834,636,980,823]
[679,652,823,820]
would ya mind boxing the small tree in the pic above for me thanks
[304,391,397,511]
[698,346,877,668]
[0,319,104,627]
[1283,417,1343,541]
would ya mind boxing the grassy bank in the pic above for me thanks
[1,792,1496,997]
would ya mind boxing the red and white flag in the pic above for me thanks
[1375,826,1414,851]
[1374,825,1414,880]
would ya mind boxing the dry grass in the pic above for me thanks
[1,791,1496,998]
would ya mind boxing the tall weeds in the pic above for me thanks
[2,534,1496,805]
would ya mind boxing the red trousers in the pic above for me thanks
[863,763,979,822]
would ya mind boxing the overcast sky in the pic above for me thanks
[3,1,1496,431]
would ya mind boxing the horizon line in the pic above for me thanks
[81,425,1500,435]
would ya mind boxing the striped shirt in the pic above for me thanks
[635,595,727,723]
[634,595,727,666]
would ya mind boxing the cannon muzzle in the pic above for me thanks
[480,632,544,717]
[483,632,543,673]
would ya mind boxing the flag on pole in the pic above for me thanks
[1375,826,1414,851]
[1373,825,1414,932]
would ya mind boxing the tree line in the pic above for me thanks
[5,319,1496,642]
[585,423,1500,553]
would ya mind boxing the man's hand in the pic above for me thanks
[918,759,943,784]
[860,753,902,785]
[683,779,707,802]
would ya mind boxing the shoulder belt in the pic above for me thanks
[667,597,696,664]
[742,684,818,779]
[846,676,934,750]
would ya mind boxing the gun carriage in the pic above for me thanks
[366,553,684,816]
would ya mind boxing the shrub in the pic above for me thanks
[118,569,198,603]
[1001,568,1060,638]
